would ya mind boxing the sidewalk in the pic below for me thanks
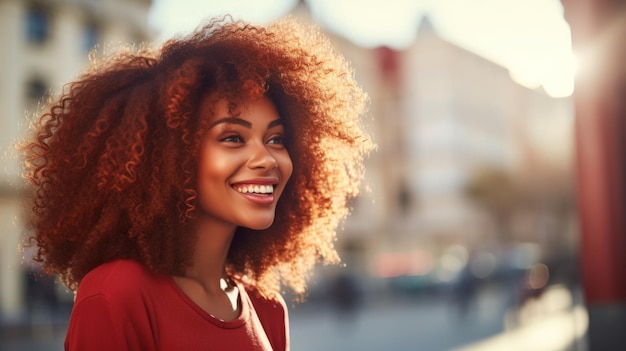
[455,285,588,351]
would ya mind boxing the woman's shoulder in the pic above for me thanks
[75,259,159,303]
[244,286,288,316]
[243,286,289,350]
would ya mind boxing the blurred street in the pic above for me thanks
[290,288,506,351]
[1,283,586,351]
[289,283,587,351]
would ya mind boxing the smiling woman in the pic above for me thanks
[196,95,293,231]
[20,16,373,350]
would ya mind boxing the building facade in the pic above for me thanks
[0,0,153,320]
[300,10,575,288]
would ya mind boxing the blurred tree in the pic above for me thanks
[464,168,518,244]
[464,165,576,260]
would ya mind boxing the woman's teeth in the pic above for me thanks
[235,185,274,194]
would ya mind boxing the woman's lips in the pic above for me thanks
[235,191,275,205]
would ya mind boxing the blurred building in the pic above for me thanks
[0,0,153,320]
[293,4,575,290]
[401,17,574,248]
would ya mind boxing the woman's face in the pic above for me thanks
[196,95,292,231]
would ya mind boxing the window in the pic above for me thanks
[26,7,50,44]
[26,77,49,105]
[397,180,412,214]
[84,22,99,52]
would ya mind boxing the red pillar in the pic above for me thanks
[561,0,626,348]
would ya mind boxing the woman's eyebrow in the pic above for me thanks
[267,119,283,129]
[209,117,283,130]
[210,117,251,129]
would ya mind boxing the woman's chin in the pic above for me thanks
[242,218,275,231]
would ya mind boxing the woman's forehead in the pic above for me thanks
[199,93,282,126]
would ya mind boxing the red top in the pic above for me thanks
[64,260,289,351]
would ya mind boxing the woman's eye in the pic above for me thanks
[221,135,244,143]
[267,136,284,145]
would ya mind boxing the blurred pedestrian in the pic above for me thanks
[22,248,60,323]
[329,272,363,323]
[450,264,480,319]
[20,16,372,350]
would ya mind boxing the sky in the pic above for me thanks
[148,0,576,98]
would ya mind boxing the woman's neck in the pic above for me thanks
[171,218,241,321]
[184,217,237,292]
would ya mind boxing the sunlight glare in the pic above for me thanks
[149,0,575,97]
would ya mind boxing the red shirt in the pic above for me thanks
[64,260,289,351]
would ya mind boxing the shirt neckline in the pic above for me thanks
[166,276,250,329]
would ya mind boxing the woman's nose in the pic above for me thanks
[247,143,278,169]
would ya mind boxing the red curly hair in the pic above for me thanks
[21,17,373,298]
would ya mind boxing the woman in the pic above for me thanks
[21,16,372,350]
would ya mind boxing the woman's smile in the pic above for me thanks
[231,179,279,205]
